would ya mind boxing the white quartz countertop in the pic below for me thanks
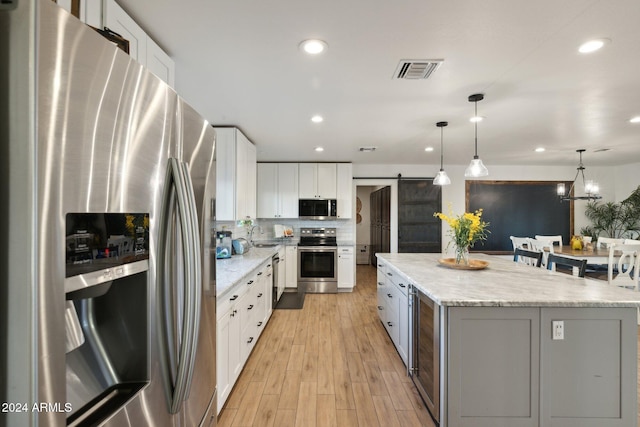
[216,247,278,297]
[377,253,640,308]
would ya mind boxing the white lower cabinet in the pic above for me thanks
[285,246,298,289]
[337,246,355,290]
[376,259,409,366]
[217,260,272,414]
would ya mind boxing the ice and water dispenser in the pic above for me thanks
[64,213,150,425]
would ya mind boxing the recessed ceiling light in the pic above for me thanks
[535,147,546,153]
[311,115,324,123]
[299,39,328,55]
[314,146,324,152]
[424,147,434,152]
[469,116,484,123]
[578,38,610,53]
[630,116,640,123]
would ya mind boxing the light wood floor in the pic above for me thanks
[217,265,434,427]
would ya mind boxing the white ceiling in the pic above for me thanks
[117,0,640,167]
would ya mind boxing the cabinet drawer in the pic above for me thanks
[218,286,249,319]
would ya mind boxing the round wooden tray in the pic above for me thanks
[438,258,489,270]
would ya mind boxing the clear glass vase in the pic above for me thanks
[455,245,470,265]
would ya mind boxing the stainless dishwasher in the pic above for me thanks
[409,285,441,425]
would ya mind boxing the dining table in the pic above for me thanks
[554,246,614,264]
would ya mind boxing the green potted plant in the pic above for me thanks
[580,186,640,239]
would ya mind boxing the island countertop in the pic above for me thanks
[376,252,640,308]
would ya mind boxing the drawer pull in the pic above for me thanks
[247,280,254,285]
[257,293,263,298]
[377,306,383,310]
[248,304,254,310]
[387,322,393,327]
[229,295,238,301]
[399,283,406,288]
[257,321,263,327]
[233,309,237,315]
[378,264,383,267]
[387,272,393,277]
[267,264,271,267]
[247,337,254,344]
[257,272,263,276]
[387,293,393,298]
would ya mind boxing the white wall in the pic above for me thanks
[353,163,629,254]
[356,186,373,245]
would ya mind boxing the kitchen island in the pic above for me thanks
[376,253,640,427]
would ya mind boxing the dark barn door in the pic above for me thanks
[370,186,391,265]
[398,180,442,253]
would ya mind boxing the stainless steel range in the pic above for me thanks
[297,228,338,293]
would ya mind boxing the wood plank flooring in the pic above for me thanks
[218,265,434,427]
[218,264,640,426]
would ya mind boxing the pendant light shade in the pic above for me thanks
[433,121,451,185]
[464,93,489,178]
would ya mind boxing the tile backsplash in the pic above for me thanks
[215,218,355,242]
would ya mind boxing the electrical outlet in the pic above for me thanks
[552,320,564,340]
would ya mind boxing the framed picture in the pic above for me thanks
[90,27,130,55]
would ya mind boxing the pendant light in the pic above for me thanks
[557,149,602,201]
[433,121,451,185]
[464,93,489,177]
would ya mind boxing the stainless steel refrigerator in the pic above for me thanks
[1,1,216,426]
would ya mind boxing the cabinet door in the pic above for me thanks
[228,299,243,391]
[376,273,387,323]
[298,163,317,198]
[245,140,257,219]
[257,163,278,218]
[104,0,147,64]
[337,247,354,289]
[448,307,540,427]
[278,163,299,218]
[285,246,298,289]
[235,134,248,220]
[79,0,102,27]
[316,163,337,198]
[146,37,175,87]
[336,163,352,218]
[214,128,237,221]
[216,308,231,413]
[397,291,409,365]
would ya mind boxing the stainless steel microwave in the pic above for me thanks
[298,199,337,220]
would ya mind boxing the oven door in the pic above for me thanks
[409,285,440,425]
[297,246,338,292]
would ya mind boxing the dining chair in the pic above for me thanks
[608,244,640,290]
[546,253,587,278]
[597,237,625,249]
[535,235,563,250]
[528,238,554,267]
[510,236,530,250]
[513,248,543,267]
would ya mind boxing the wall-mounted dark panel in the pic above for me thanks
[466,181,573,253]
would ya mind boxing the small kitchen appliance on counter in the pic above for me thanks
[216,231,232,258]
[232,238,249,255]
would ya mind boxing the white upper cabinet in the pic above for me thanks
[146,37,176,88]
[257,163,299,219]
[336,163,353,219]
[104,0,146,62]
[215,127,257,221]
[101,0,175,87]
[298,163,337,199]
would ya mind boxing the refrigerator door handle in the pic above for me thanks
[158,158,198,414]
[178,161,202,399]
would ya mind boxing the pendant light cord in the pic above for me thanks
[474,100,478,158]
[440,126,444,169]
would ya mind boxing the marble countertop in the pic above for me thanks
[216,247,278,297]
[377,253,640,308]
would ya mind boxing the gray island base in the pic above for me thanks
[376,253,640,427]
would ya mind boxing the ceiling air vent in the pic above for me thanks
[393,59,443,80]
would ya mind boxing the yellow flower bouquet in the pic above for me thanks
[434,208,489,265]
